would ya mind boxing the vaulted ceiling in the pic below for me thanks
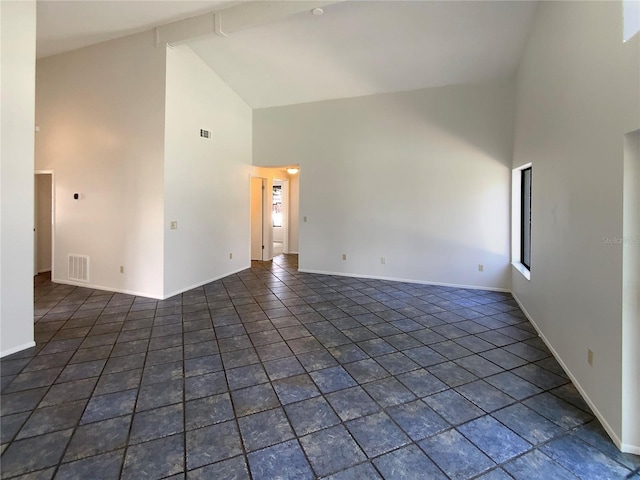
[36,0,538,108]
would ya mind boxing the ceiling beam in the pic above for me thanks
[156,0,344,46]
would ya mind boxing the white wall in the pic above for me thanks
[622,130,639,451]
[35,31,167,298]
[36,174,52,272]
[254,81,515,290]
[512,1,640,452]
[163,45,252,297]
[0,0,36,356]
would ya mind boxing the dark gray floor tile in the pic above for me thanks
[325,386,381,421]
[94,368,142,395]
[453,335,495,353]
[397,368,448,397]
[503,449,578,480]
[346,412,410,457]
[146,346,183,366]
[343,358,389,384]
[102,352,145,374]
[387,400,450,441]
[423,389,485,425]
[0,429,73,478]
[455,380,515,412]
[550,383,592,413]
[39,378,97,407]
[357,338,396,356]
[512,364,568,390]
[1,412,30,444]
[419,429,495,479]
[186,393,234,430]
[327,344,369,364]
[263,356,305,380]
[364,377,417,407]
[141,360,183,386]
[404,346,447,368]
[221,347,259,369]
[63,415,131,462]
[122,433,184,479]
[184,341,219,360]
[430,340,473,360]
[16,400,86,439]
[137,378,183,411]
[320,462,381,480]
[455,355,504,378]
[256,341,295,361]
[375,352,420,375]
[541,435,630,480]
[524,392,593,429]
[231,383,281,416]
[56,449,124,480]
[429,361,477,388]
[484,371,542,400]
[4,367,63,393]
[297,350,339,371]
[480,348,529,369]
[493,403,564,445]
[227,364,269,390]
[248,439,314,480]
[374,444,447,480]
[239,407,295,452]
[272,374,320,405]
[284,396,341,436]
[184,355,222,377]
[573,420,640,470]
[80,389,137,424]
[1,387,48,416]
[186,421,242,470]
[300,424,366,476]
[474,469,513,480]
[22,351,73,372]
[309,366,357,393]
[458,415,531,463]
[185,372,228,400]
[130,403,183,444]
[186,455,250,480]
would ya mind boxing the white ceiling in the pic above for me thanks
[36,0,235,59]
[36,0,538,109]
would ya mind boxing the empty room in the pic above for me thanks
[1,0,639,479]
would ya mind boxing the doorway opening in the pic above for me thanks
[34,171,54,277]
[249,167,300,263]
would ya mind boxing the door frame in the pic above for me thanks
[250,176,266,261]
[34,170,55,277]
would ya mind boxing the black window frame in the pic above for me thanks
[521,167,532,270]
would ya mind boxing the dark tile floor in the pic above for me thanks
[1,254,639,480]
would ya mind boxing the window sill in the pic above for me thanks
[512,262,531,280]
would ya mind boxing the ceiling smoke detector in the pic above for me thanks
[311,7,324,16]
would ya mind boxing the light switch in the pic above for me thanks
[170,221,178,230]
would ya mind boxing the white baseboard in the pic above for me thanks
[54,265,252,301]
[511,293,639,454]
[1,341,36,358]
[297,268,510,293]
[53,278,164,300]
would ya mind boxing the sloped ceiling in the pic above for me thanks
[36,0,538,108]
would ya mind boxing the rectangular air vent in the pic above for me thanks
[200,129,211,139]
[68,254,89,282]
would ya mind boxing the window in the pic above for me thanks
[272,185,283,227]
[624,0,640,42]
[521,167,532,270]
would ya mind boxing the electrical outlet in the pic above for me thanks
[120,266,124,274]
[229,253,233,260]
[304,216,308,223]
[170,221,178,230]
[587,349,593,366]
[381,257,386,265]
[342,254,347,261]
[478,264,484,272]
